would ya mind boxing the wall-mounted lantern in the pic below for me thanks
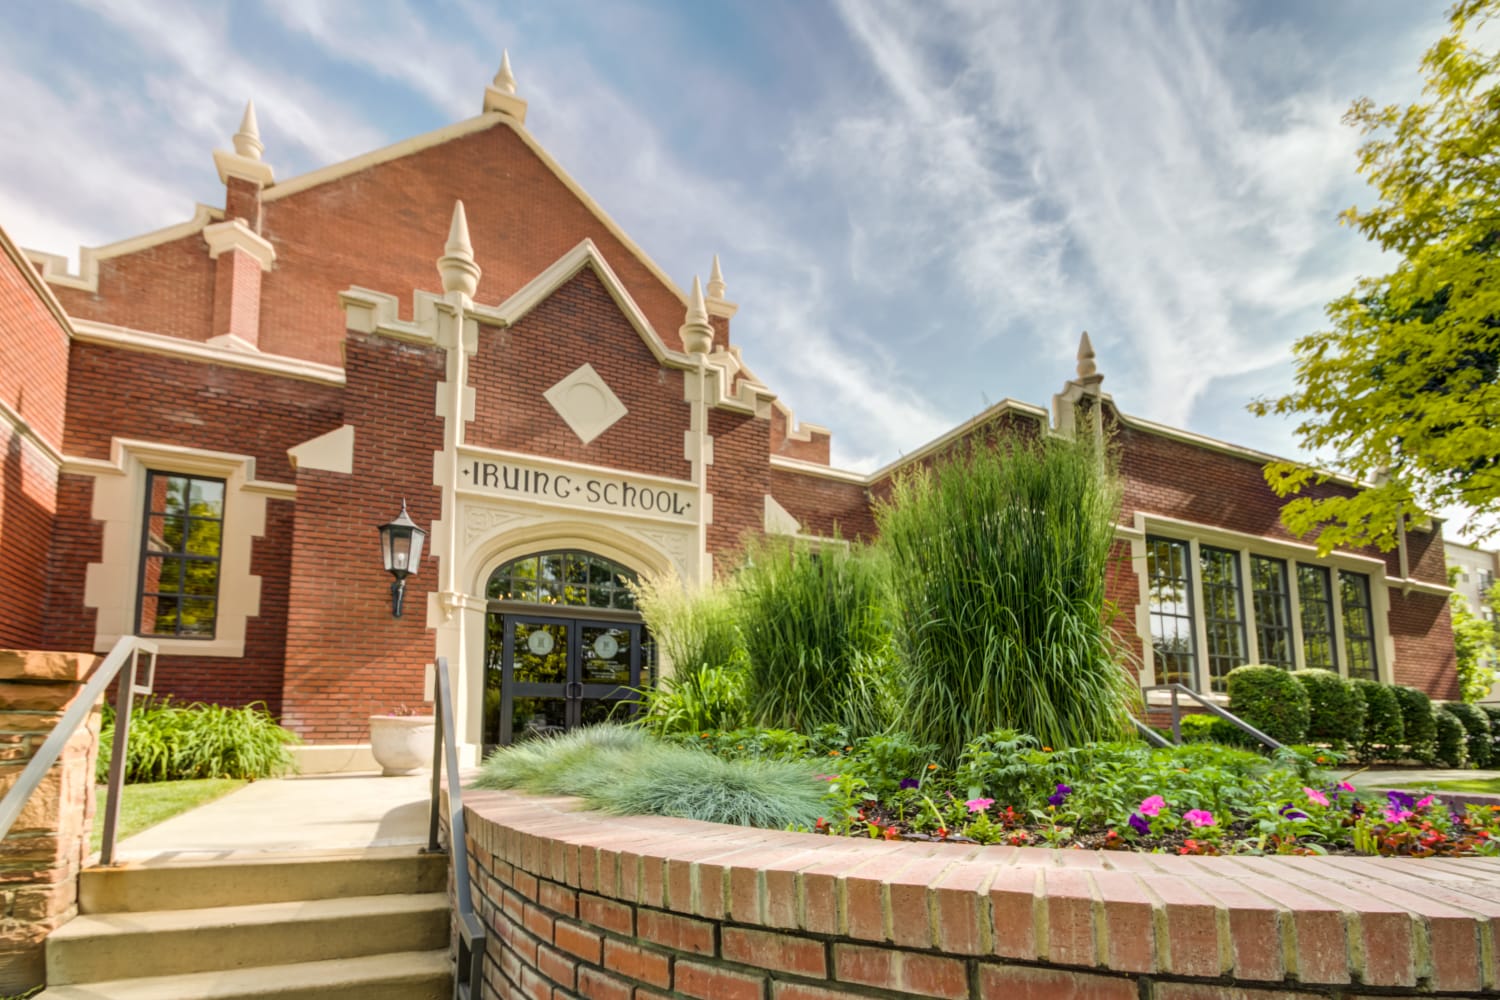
[377,500,426,618]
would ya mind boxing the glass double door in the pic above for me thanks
[490,615,644,745]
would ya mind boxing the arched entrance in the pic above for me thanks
[483,549,654,746]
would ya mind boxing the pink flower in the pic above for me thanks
[1138,795,1166,817]
[1183,809,1215,828]
[965,797,995,814]
[1337,781,1356,792]
[1384,807,1413,823]
[1416,795,1436,810]
[1303,787,1329,807]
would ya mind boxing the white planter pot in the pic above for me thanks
[369,715,435,776]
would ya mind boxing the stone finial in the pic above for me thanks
[493,51,517,95]
[483,52,529,121]
[1076,331,1098,380]
[232,100,264,161]
[437,200,482,298]
[679,277,714,354]
[706,254,727,300]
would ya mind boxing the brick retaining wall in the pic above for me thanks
[463,789,1500,999]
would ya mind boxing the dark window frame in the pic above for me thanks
[1200,545,1249,690]
[1296,563,1338,672]
[486,550,641,611]
[1340,571,1379,680]
[1146,536,1198,689]
[1250,555,1295,669]
[135,471,226,639]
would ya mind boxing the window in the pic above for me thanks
[486,550,639,610]
[1341,572,1378,680]
[1146,537,1196,688]
[1297,564,1337,671]
[137,472,225,638]
[1250,556,1294,669]
[1200,546,1248,690]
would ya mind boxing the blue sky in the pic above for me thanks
[0,2,1453,490]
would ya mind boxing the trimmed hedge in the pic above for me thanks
[1484,705,1500,763]
[1292,669,1366,746]
[1392,686,1438,763]
[1225,665,1309,744]
[1444,701,1493,768]
[1352,679,1404,763]
[1435,707,1469,769]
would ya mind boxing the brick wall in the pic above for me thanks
[463,788,1500,1000]
[467,268,690,481]
[707,408,770,573]
[770,407,830,465]
[0,424,58,649]
[51,233,217,344]
[768,468,876,542]
[279,330,445,741]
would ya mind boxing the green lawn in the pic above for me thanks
[90,778,247,852]
[1392,777,1500,795]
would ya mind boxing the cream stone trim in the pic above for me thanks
[0,395,64,468]
[2,225,75,341]
[24,204,224,293]
[202,219,276,271]
[1131,511,1402,688]
[772,399,830,443]
[764,494,802,536]
[213,148,274,187]
[71,319,345,385]
[768,455,869,485]
[338,287,439,345]
[80,440,288,658]
[288,425,355,474]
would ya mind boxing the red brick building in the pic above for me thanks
[0,66,1456,764]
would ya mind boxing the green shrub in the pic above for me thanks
[97,699,299,784]
[1351,680,1404,763]
[734,537,895,735]
[1292,670,1366,746]
[1434,707,1470,768]
[1392,686,1438,762]
[1225,666,1309,745]
[635,665,746,737]
[877,433,1136,759]
[844,733,940,799]
[1177,713,1218,743]
[1443,701,1493,767]
[474,725,826,828]
[1483,706,1500,762]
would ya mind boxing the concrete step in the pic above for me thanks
[81,848,447,913]
[35,949,452,1000]
[46,892,449,985]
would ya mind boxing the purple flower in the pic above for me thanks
[1047,783,1072,807]
[1278,804,1308,821]
[1128,812,1151,836]
[899,778,920,790]
[1387,790,1416,812]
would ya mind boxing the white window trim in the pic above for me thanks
[1131,512,1394,690]
[66,439,294,657]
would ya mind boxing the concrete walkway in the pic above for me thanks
[112,771,440,862]
[1341,766,1500,789]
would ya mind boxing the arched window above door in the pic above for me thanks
[486,550,639,610]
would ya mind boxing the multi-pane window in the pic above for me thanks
[137,472,224,638]
[486,550,639,610]
[1341,572,1378,680]
[1146,538,1197,688]
[1250,556,1295,669]
[1297,564,1338,671]
[1200,546,1248,690]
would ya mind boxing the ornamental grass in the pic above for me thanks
[876,431,1136,759]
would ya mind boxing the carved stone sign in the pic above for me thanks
[458,451,696,524]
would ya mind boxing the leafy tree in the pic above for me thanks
[1452,591,1498,701]
[1251,0,1500,551]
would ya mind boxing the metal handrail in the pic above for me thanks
[425,657,484,1000]
[0,636,157,866]
[1130,715,1172,748]
[1143,683,1286,752]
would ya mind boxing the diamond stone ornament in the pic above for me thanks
[543,363,628,444]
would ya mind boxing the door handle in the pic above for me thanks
[566,682,584,700]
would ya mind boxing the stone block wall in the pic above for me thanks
[0,650,100,994]
[463,788,1500,1000]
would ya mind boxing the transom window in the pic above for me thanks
[137,472,224,638]
[1144,535,1381,689]
[486,550,639,611]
